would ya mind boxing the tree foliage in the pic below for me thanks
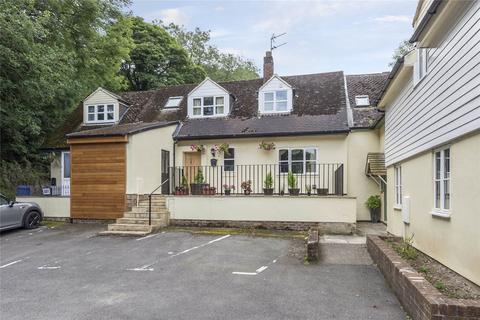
[389,40,415,67]
[120,17,205,91]
[0,0,133,197]
[164,23,259,82]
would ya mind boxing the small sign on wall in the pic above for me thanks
[42,187,51,196]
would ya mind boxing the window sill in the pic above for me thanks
[430,210,451,219]
[393,205,402,211]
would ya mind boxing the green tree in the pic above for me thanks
[389,40,415,67]
[163,23,259,82]
[0,0,133,197]
[120,17,205,91]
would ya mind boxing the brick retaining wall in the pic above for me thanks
[367,235,480,320]
[170,219,354,233]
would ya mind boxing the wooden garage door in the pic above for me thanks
[69,137,127,219]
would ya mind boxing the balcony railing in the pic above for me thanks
[169,163,344,196]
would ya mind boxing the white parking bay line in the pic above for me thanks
[38,265,61,270]
[256,266,268,273]
[135,234,156,241]
[126,264,154,272]
[232,272,257,276]
[170,234,231,258]
[0,260,22,269]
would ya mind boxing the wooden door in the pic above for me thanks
[183,152,201,184]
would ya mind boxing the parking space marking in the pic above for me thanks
[0,260,22,269]
[38,265,61,270]
[126,264,154,272]
[135,234,156,241]
[170,234,231,258]
[232,272,257,276]
[256,266,268,273]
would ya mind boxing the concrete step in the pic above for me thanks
[131,206,167,213]
[107,224,160,232]
[123,212,167,219]
[98,230,151,237]
[116,218,167,225]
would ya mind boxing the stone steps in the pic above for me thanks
[116,217,167,225]
[123,212,167,219]
[107,223,162,232]
[98,230,152,237]
[130,206,167,214]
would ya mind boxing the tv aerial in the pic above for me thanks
[270,32,287,51]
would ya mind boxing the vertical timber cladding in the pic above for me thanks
[68,136,128,220]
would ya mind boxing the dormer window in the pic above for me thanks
[264,90,288,112]
[258,75,293,114]
[192,96,225,117]
[86,104,115,123]
[165,96,182,109]
[355,95,370,107]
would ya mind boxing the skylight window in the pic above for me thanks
[165,96,182,108]
[355,95,370,107]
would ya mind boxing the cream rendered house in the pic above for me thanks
[23,51,389,235]
[378,0,480,285]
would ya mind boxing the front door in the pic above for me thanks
[161,150,170,194]
[61,151,71,196]
[183,152,201,185]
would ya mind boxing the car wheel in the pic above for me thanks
[24,211,41,229]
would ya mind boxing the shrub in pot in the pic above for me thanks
[202,186,216,195]
[223,184,235,195]
[287,171,300,196]
[365,195,381,223]
[190,169,207,195]
[306,185,312,196]
[263,172,274,195]
[241,180,252,195]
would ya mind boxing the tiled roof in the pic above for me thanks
[43,70,388,148]
[66,121,178,138]
[346,72,389,128]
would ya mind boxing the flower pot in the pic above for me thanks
[317,188,328,196]
[370,207,381,223]
[289,188,300,196]
[263,188,274,196]
[210,158,217,167]
[190,183,208,195]
[224,189,231,196]
[307,191,311,196]
[243,190,251,195]
[280,191,285,196]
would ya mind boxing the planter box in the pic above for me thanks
[263,188,274,196]
[367,235,480,320]
[190,183,208,195]
[317,188,328,195]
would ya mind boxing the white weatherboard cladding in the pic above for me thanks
[187,78,230,118]
[258,76,293,114]
[384,2,480,166]
[83,88,119,124]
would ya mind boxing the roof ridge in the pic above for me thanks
[346,72,390,77]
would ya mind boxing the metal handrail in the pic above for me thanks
[148,179,169,226]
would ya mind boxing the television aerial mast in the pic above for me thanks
[270,32,287,51]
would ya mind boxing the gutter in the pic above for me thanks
[409,0,443,43]
[66,121,179,139]
[174,129,350,141]
[374,57,404,107]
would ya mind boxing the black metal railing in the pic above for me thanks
[169,163,344,196]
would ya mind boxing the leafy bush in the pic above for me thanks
[365,195,381,209]
[194,169,204,184]
[264,172,273,189]
[287,171,297,189]
[395,234,418,260]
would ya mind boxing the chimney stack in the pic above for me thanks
[263,51,274,82]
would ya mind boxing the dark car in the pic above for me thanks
[0,194,43,231]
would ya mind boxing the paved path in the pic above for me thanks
[0,224,405,320]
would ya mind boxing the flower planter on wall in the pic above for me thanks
[190,183,208,195]
[263,188,274,196]
[317,188,328,196]
[289,188,300,196]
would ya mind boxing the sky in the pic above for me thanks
[128,0,418,76]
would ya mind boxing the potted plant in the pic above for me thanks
[241,180,252,195]
[365,195,381,223]
[258,141,275,151]
[210,158,218,167]
[288,171,300,196]
[223,184,235,195]
[218,143,230,155]
[190,169,207,195]
[202,186,216,195]
[263,172,274,195]
[190,144,205,153]
[306,185,312,196]
[279,188,285,196]
[317,187,329,196]
[174,176,189,195]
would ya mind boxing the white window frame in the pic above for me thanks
[86,103,116,123]
[355,95,370,107]
[413,48,428,87]
[223,147,235,172]
[278,148,318,174]
[191,96,226,118]
[432,146,451,217]
[394,165,402,209]
[165,96,183,109]
[263,90,289,113]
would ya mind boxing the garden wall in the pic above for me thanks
[16,196,70,218]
